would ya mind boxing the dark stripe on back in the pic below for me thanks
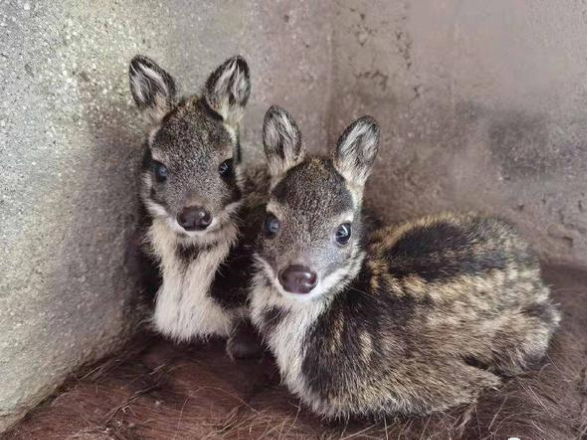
[385,221,508,282]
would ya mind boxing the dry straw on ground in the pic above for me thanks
[6,266,586,440]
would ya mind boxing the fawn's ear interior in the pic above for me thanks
[129,55,178,124]
[263,106,304,177]
[334,116,380,187]
[203,56,251,127]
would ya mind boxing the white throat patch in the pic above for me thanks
[147,217,239,341]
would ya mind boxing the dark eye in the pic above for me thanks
[264,213,280,237]
[219,159,233,178]
[335,223,352,245]
[152,161,168,183]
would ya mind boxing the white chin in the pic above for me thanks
[168,216,221,237]
[272,279,325,303]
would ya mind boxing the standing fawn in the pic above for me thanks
[249,106,560,417]
[129,55,262,358]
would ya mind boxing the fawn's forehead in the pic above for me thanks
[270,158,354,217]
[150,98,233,161]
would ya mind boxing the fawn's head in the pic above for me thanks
[129,55,251,238]
[256,106,380,301]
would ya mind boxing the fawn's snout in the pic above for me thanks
[257,105,381,302]
[177,206,213,231]
[278,265,318,294]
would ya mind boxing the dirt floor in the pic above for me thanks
[5,265,586,440]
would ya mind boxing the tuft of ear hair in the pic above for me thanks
[334,116,380,187]
[263,106,304,177]
[203,56,251,127]
[129,55,178,124]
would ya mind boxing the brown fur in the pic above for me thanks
[368,213,559,376]
[5,266,585,440]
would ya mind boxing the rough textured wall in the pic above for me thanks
[0,0,332,431]
[329,0,586,266]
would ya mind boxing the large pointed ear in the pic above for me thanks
[129,55,178,124]
[263,106,304,178]
[203,56,251,127]
[333,116,380,187]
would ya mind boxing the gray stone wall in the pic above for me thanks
[328,0,586,267]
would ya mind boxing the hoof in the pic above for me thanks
[226,326,263,360]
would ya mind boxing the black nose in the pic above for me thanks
[278,265,318,294]
[177,206,212,231]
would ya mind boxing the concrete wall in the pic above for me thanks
[0,0,332,431]
[329,0,586,266]
[0,0,585,432]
